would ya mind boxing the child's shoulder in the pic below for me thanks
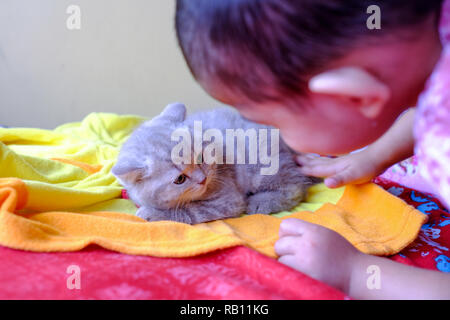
[414,46,450,210]
[440,0,450,43]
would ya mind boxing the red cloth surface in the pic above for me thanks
[0,245,347,300]
[0,179,448,300]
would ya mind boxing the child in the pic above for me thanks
[175,0,450,299]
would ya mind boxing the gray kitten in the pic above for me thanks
[112,103,317,224]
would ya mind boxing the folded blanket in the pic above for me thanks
[0,113,428,258]
[0,113,144,211]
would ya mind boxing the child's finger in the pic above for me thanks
[279,218,312,236]
[295,154,318,164]
[299,163,340,177]
[295,154,329,166]
[296,154,320,161]
[275,236,300,255]
[277,254,297,268]
[324,171,355,188]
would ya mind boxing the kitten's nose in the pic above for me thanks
[199,177,207,185]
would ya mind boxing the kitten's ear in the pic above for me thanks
[159,103,187,123]
[111,159,145,185]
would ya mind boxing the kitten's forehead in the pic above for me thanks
[131,116,190,175]
[143,157,154,170]
[144,152,180,175]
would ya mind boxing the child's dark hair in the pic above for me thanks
[175,0,443,105]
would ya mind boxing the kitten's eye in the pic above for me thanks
[174,174,187,185]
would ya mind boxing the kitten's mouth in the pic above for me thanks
[196,170,218,198]
[183,167,216,202]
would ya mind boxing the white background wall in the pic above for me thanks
[0,0,225,128]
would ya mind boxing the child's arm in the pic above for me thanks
[276,219,450,300]
[349,250,450,299]
[296,108,416,188]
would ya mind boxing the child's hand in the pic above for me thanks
[296,149,386,188]
[275,219,360,293]
[296,109,417,189]
[276,219,450,299]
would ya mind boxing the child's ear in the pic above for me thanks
[308,67,390,119]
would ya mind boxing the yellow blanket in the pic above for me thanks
[0,113,427,258]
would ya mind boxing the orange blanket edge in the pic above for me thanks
[0,178,427,258]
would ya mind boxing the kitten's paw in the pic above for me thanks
[136,206,193,224]
[136,207,151,221]
[136,207,168,222]
[247,202,274,215]
[246,191,301,215]
[246,194,283,215]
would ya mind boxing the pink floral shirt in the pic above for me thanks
[415,0,450,209]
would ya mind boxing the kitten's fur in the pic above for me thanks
[112,103,317,224]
